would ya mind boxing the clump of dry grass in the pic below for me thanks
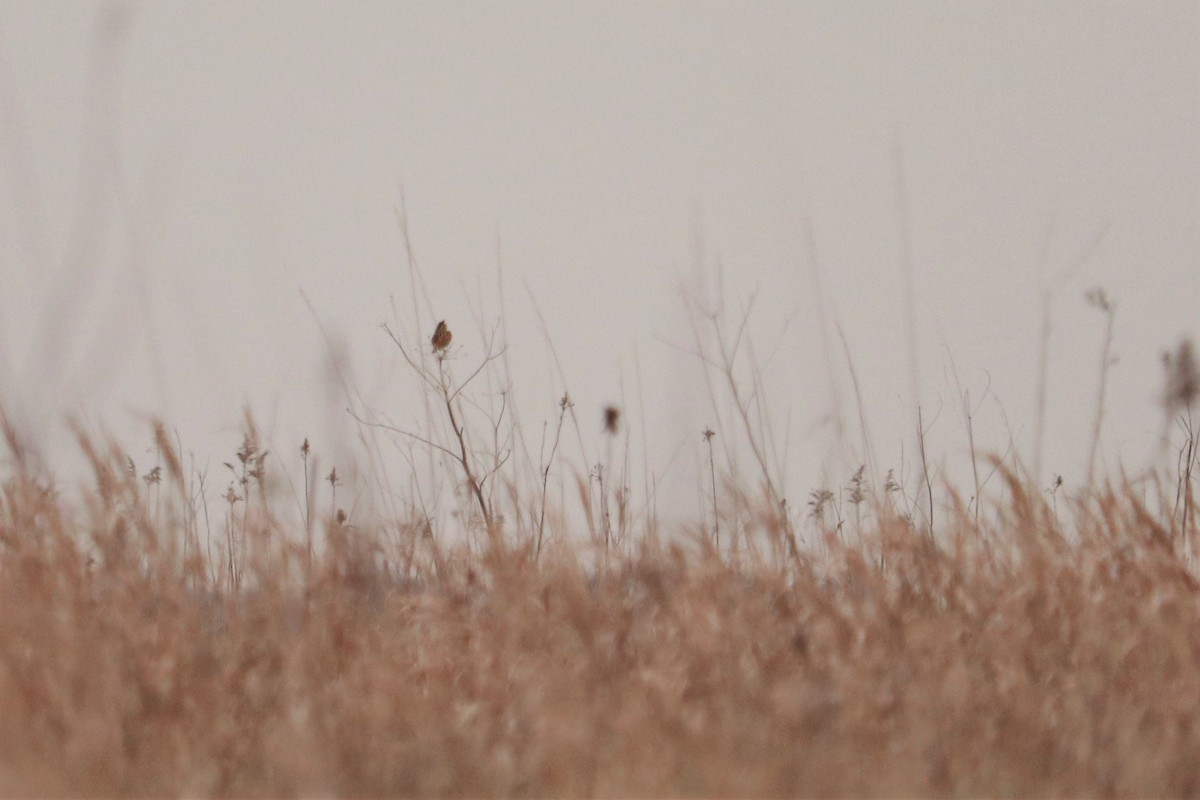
[1,275,1198,796]
[0,407,1198,797]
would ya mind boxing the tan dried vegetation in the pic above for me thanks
[0,316,1198,798]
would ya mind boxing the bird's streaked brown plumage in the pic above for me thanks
[431,320,452,353]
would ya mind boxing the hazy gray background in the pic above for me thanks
[1,2,1196,525]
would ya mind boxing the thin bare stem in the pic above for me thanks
[535,396,569,557]
[1085,288,1115,484]
[917,405,935,536]
[704,428,719,551]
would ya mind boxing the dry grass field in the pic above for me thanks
[1,319,1199,798]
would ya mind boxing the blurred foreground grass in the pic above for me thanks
[0,415,1197,797]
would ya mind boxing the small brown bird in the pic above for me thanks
[431,320,452,353]
[603,405,620,434]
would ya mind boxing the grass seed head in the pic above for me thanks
[1163,337,1198,412]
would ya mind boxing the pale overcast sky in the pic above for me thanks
[1,2,1196,527]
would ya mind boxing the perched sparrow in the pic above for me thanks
[431,320,452,353]
[604,405,620,434]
